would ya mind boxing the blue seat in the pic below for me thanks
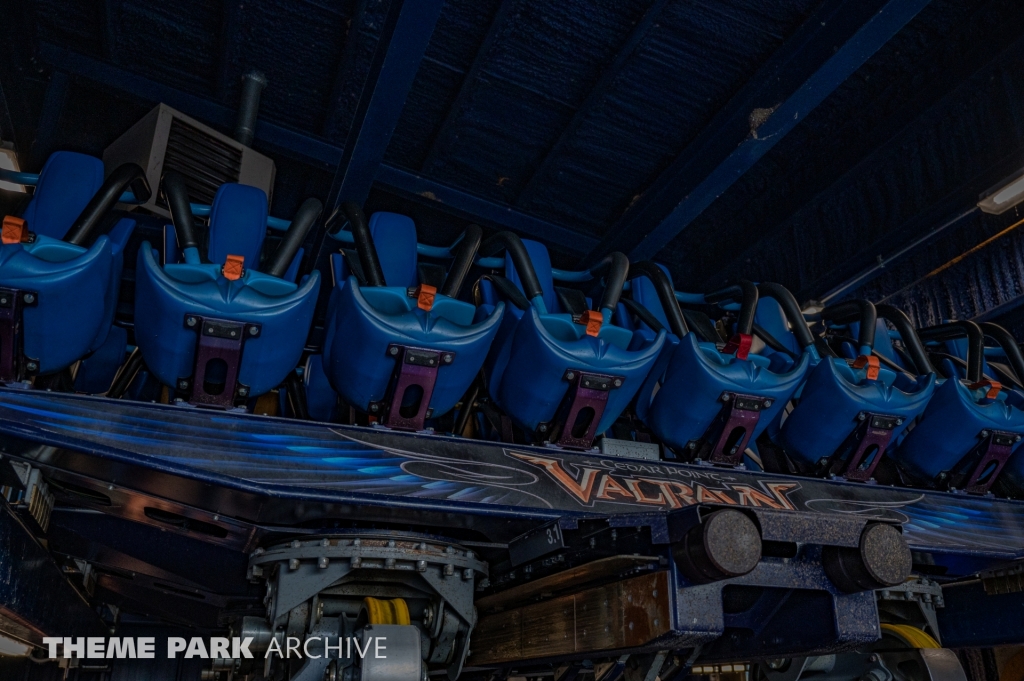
[895,321,1024,494]
[321,206,502,430]
[0,152,149,383]
[778,301,935,480]
[133,172,321,407]
[632,276,812,464]
[480,239,664,448]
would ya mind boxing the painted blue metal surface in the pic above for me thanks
[2,387,1024,564]
[0,502,107,644]
[622,0,933,263]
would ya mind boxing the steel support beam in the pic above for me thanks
[326,0,444,210]
[419,0,518,173]
[581,0,931,266]
[514,0,671,207]
[376,164,598,251]
[37,42,343,167]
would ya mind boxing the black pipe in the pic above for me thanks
[479,232,545,303]
[453,379,482,437]
[64,163,152,246]
[589,251,629,313]
[875,304,935,376]
[756,282,815,350]
[917,320,984,383]
[821,300,877,351]
[441,224,482,298]
[235,70,267,147]
[626,261,688,338]
[980,322,1024,386]
[706,280,758,336]
[265,197,323,279]
[342,202,386,287]
[160,169,200,254]
[107,348,145,399]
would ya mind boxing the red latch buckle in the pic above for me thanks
[2,216,28,245]
[723,333,753,360]
[578,310,602,337]
[412,284,436,311]
[969,379,1002,400]
[223,254,245,281]
[853,355,880,381]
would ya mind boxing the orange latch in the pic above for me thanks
[723,333,753,360]
[579,310,603,337]
[968,379,1002,400]
[414,283,436,311]
[853,354,880,381]
[223,254,245,281]
[2,216,27,245]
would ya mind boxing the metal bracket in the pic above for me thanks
[181,314,260,408]
[820,412,902,482]
[941,429,1021,495]
[0,287,38,383]
[549,370,624,449]
[1,461,54,533]
[373,344,454,431]
[689,392,774,466]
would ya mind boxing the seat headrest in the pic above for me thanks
[506,238,558,313]
[369,212,418,289]
[21,152,105,240]
[207,183,268,269]
[632,262,673,331]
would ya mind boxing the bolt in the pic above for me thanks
[981,430,990,438]
[249,326,259,336]
[896,418,903,425]
[0,297,6,305]
[23,293,35,304]
[370,403,380,413]
[538,424,548,433]
[423,606,434,626]
[386,558,396,568]
[443,354,453,364]
[351,557,362,568]
[566,372,575,381]
[318,557,329,569]
[388,539,396,548]
[254,547,265,556]
[688,442,696,449]
[238,387,249,397]
[763,399,773,408]
[186,316,197,327]
[1017,436,1022,442]
[600,382,608,389]
[463,568,473,580]
[178,380,189,390]
[26,361,37,372]
[858,412,867,421]
[289,558,300,571]
[389,346,399,356]
[207,327,215,334]
[730,447,738,455]
[613,378,622,387]
[417,560,427,572]
[428,358,435,365]
[444,564,454,576]
[721,393,731,402]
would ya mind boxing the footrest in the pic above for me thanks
[180,314,261,408]
[823,412,902,482]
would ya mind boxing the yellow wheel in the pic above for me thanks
[880,623,941,649]
[363,597,411,625]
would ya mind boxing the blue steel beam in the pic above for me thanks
[419,0,519,173]
[37,42,343,167]
[581,0,931,266]
[514,0,671,208]
[34,42,592,248]
[376,164,599,252]
[327,0,445,209]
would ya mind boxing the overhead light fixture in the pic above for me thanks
[0,146,26,194]
[979,168,1024,214]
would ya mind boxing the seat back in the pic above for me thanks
[369,212,418,288]
[21,152,105,240]
[632,263,672,332]
[207,184,268,269]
